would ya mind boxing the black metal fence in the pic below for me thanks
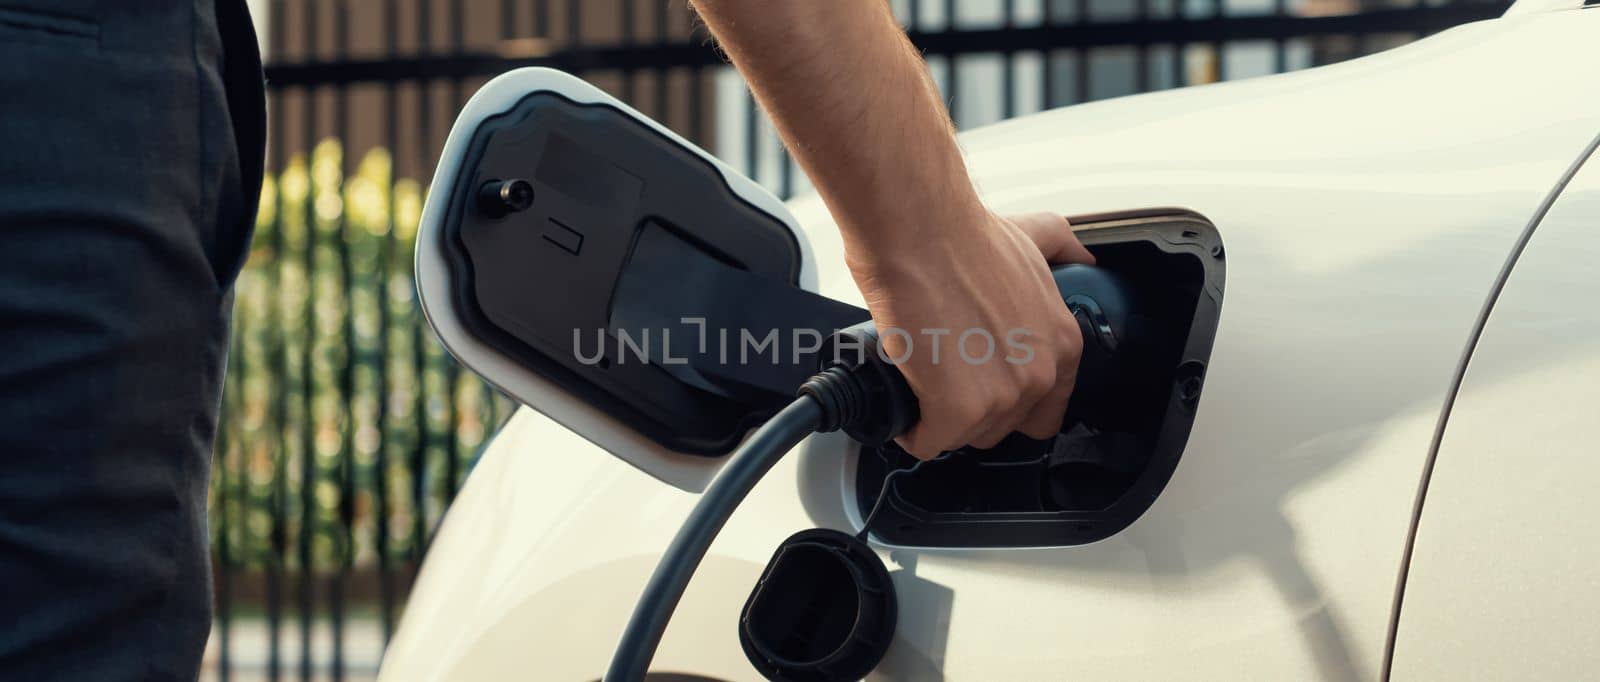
[208,0,1509,678]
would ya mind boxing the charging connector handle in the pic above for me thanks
[604,396,823,682]
[801,322,919,446]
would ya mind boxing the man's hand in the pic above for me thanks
[691,1,1093,457]
[852,212,1094,458]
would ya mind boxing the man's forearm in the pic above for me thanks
[691,1,984,260]
[694,1,1095,459]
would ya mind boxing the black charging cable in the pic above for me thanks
[604,323,917,682]
[604,396,822,681]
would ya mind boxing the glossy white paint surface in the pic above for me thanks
[1390,142,1600,679]
[383,12,1600,681]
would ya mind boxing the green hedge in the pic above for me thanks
[211,139,510,578]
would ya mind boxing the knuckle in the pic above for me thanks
[1032,352,1059,377]
[932,397,986,437]
[1020,365,1055,401]
[1043,379,1074,407]
[989,383,1023,415]
[953,398,990,430]
[1058,333,1084,366]
[1014,382,1042,407]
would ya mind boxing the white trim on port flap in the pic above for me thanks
[415,67,820,493]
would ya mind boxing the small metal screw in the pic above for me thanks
[1175,361,1207,409]
[477,178,534,218]
[1178,375,1203,402]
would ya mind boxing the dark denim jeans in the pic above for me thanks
[0,1,264,679]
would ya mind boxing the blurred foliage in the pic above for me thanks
[209,139,512,577]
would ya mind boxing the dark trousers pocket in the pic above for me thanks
[0,6,99,49]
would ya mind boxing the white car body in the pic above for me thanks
[383,5,1600,680]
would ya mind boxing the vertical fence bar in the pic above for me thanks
[266,2,288,678]
[444,0,465,502]
[1173,39,1188,88]
[744,90,759,184]
[375,0,399,644]
[567,0,581,45]
[1134,0,1150,92]
[296,2,320,677]
[1042,0,1057,107]
[654,2,670,123]
[1212,0,1226,82]
[1075,0,1090,103]
[267,121,288,682]
[734,3,762,178]
[773,0,794,201]
[1172,0,1189,88]
[688,68,704,148]
[778,128,793,198]
[944,0,960,125]
[687,8,706,147]
[535,0,549,37]
[330,1,353,679]
[410,0,433,567]
[1002,0,1016,119]
[621,0,637,102]
[235,344,252,682]
[1274,0,1289,73]
[216,337,239,682]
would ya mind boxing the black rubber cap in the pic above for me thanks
[739,528,897,681]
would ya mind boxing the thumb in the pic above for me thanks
[1012,213,1096,266]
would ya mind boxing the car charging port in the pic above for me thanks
[855,211,1224,548]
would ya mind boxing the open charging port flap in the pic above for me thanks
[426,76,856,465]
